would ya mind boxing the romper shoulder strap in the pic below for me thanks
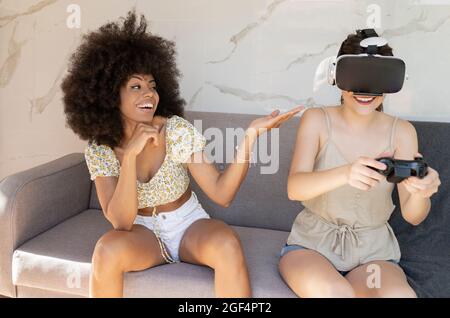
[319,107,332,140]
[389,117,399,152]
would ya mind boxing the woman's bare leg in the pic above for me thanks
[279,249,355,298]
[89,224,165,297]
[345,260,417,298]
[179,219,251,298]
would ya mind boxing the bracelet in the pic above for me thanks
[235,145,253,163]
[235,145,253,155]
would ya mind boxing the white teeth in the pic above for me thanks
[355,97,374,102]
[137,103,153,109]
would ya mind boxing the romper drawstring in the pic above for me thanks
[331,224,361,261]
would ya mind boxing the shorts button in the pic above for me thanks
[162,215,166,220]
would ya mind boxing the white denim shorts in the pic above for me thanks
[133,191,210,262]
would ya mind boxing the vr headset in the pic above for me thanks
[327,29,406,96]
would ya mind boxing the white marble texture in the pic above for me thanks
[0,0,449,179]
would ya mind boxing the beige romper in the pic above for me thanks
[287,107,401,271]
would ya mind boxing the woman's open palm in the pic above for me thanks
[248,106,304,137]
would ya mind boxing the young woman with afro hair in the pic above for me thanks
[61,10,302,298]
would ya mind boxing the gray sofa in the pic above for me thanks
[1,111,449,298]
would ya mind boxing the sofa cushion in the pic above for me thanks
[16,285,85,298]
[12,209,296,297]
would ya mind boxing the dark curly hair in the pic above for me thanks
[61,10,185,148]
[338,30,394,112]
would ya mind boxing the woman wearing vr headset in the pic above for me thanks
[279,30,441,298]
[61,11,301,298]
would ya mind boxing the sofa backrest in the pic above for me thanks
[89,111,301,231]
[387,119,450,297]
[89,111,450,233]
[185,111,302,232]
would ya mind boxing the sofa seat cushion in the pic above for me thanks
[12,209,296,297]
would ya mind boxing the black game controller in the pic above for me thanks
[370,157,429,183]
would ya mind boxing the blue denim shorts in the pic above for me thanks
[280,244,399,276]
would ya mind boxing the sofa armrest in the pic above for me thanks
[0,153,91,297]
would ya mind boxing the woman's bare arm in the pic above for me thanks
[395,120,440,226]
[287,108,349,201]
[94,153,139,231]
[188,107,302,207]
[287,108,387,201]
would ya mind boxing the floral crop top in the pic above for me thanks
[84,115,206,209]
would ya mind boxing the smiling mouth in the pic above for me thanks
[353,96,376,105]
[136,102,154,110]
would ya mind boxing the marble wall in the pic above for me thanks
[1,0,449,179]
